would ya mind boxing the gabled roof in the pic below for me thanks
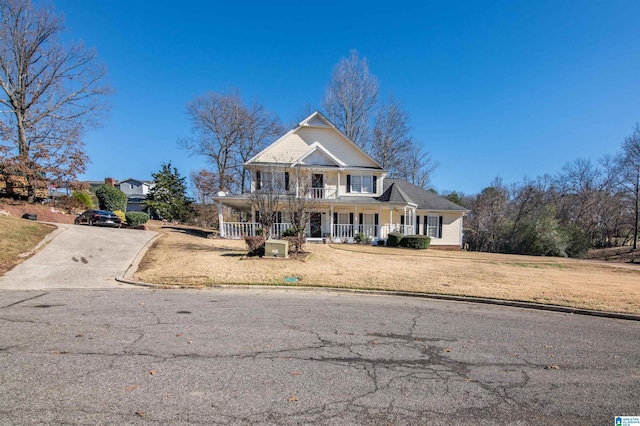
[291,142,346,167]
[377,183,415,205]
[382,179,468,212]
[246,111,384,170]
[117,178,153,185]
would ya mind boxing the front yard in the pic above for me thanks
[135,226,640,315]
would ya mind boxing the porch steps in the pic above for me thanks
[305,238,325,244]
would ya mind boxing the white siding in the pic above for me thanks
[415,212,464,246]
[252,127,379,168]
[303,150,337,166]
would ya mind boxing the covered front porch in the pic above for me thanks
[218,203,417,243]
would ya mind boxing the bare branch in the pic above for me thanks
[0,0,111,201]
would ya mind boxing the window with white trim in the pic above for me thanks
[258,171,287,192]
[362,213,374,225]
[337,213,349,224]
[351,175,373,193]
[426,215,440,238]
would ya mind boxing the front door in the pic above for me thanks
[310,213,322,238]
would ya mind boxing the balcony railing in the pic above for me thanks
[310,188,324,199]
[252,188,334,199]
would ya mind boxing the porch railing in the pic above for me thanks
[333,224,354,239]
[223,222,292,239]
[222,222,416,240]
[379,224,415,239]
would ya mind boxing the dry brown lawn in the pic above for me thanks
[0,215,55,274]
[135,227,640,315]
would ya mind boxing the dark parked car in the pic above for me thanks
[74,210,121,228]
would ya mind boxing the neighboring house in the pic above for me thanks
[213,111,467,248]
[116,178,154,213]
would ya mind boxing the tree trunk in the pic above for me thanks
[634,182,639,250]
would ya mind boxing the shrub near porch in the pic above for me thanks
[134,228,640,315]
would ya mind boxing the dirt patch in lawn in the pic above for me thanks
[0,200,78,224]
[134,229,640,315]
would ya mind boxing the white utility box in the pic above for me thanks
[265,240,289,258]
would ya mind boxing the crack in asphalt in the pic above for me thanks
[1,292,48,309]
[1,293,634,425]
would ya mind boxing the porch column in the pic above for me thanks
[330,205,334,238]
[251,208,256,237]
[218,201,225,238]
[403,206,407,235]
[378,206,382,238]
[354,205,358,235]
[389,208,393,232]
[410,209,414,234]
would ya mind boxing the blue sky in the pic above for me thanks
[54,0,640,195]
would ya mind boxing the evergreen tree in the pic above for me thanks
[95,184,127,212]
[144,163,197,222]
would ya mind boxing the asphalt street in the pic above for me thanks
[0,288,638,425]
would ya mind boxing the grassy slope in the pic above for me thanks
[135,228,640,314]
[0,216,55,274]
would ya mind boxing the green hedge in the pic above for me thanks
[95,184,127,212]
[72,191,93,209]
[399,235,431,249]
[387,232,404,247]
[125,212,150,227]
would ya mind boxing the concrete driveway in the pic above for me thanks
[0,223,156,289]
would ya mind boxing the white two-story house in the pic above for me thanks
[214,111,467,249]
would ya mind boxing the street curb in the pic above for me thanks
[114,276,640,322]
[18,222,68,258]
[120,231,162,281]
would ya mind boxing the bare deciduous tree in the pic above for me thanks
[285,168,329,239]
[0,0,111,201]
[247,165,286,239]
[190,168,218,204]
[370,94,412,174]
[322,50,379,149]
[401,143,439,189]
[619,123,640,249]
[370,95,438,187]
[236,102,283,193]
[181,90,245,193]
[181,89,281,194]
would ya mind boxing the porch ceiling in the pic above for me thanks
[212,195,251,211]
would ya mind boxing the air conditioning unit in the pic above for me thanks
[265,240,289,258]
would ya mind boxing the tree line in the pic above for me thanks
[454,125,640,257]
